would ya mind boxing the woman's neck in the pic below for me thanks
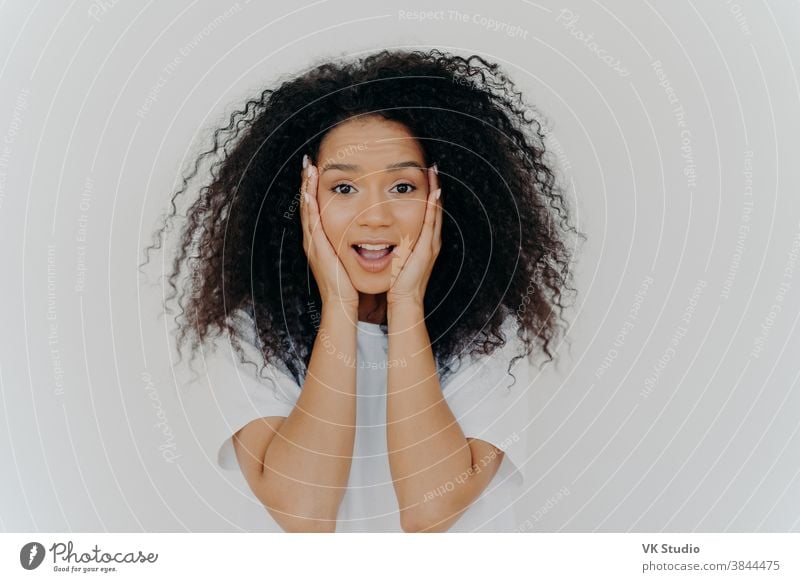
[358,291,388,325]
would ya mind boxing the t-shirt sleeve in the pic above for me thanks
[439,317,530,485]
[200,314,302,472]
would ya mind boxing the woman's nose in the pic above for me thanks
[356,188,393,227]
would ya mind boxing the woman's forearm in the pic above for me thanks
[258,301,358,531]
[385,300,476,531]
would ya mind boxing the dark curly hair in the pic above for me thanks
[141,47,583,390]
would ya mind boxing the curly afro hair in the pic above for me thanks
[142,47,583,390]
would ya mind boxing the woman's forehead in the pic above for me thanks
[320,118,421,152]
[318,132,425,173]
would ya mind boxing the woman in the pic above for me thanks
[144,48,581,532]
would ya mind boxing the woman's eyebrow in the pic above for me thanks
[321,161,425,173]
[384,161,425,171]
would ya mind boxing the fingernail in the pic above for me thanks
[434,189,441,200]
[302,154,308,169]
[433,162,438,175]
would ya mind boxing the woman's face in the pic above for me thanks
[313,116,430,295]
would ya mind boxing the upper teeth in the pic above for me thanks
[357,243,391,250]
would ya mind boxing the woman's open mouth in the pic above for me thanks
[351,243,396,273]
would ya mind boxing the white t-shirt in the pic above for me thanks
[198,309,530,532]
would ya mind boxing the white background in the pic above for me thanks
[1,0,799,532]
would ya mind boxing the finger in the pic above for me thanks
[302,192,314,262]
[428,163,440,194]
[299,176,307,243]
[389,233,410,289]
[307,165,331,260]
[422,164,440,248]
[433,187,443,254]
[415,186,438,251]
[307,164,321,237]
[299,186,306,241]
[426,186,438,228]
[302,163,317,259]
[308,161,319,210]
[300,169,312,248]
[302,162,310,202]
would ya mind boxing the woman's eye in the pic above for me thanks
[331,182,416,195]
[391,182,416,194]
[332,183,356,195]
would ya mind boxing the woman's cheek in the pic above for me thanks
[396,199,427,243]
[319,207,350,254]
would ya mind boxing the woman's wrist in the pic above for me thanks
[386,299,424,328]
[387,297,424,312]
[321,298,360,319]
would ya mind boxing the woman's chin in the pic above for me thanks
[352,280,390,295]
[347,269,391,295]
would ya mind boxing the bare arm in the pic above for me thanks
[386,301,504,532]
[384,169,503,532]
[234,156,361,532]
[233,301,358,532]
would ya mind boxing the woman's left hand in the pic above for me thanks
[387,164,442,307]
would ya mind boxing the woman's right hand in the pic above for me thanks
[300,154,360,309]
